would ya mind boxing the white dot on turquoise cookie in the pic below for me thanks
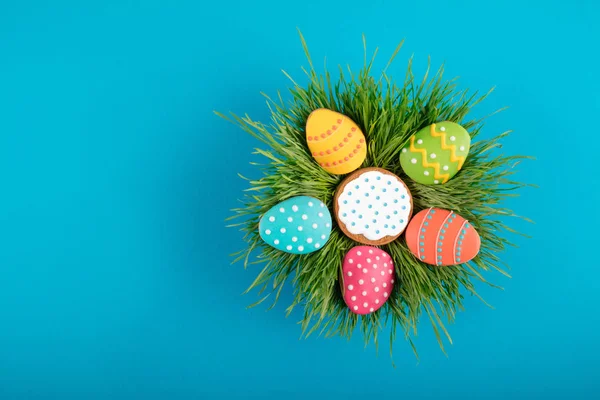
[269,216,275,222]
[292,237,298,242]
[315,243,321,248]
[308,201,313,207]
[286,245,292,251]
[450,136,455,141]
[440,126,446,131]
[325,223,330,228]
[312,223,318,229]
[417,139,423,144]
[320,203,325,208]
[298,246,304,251]
[318,212,323,217]
[302,214,308,220]
[443,165,449,171]
[279,207,285,213]
[430,153,437,159]
[307,238,313,243]
[265,229,271,235]
[287,217,293,222]
[460,146,465,151]
[321,234,326,240]
[274,239,279,245]
[297,226,303,231]
[280,228,286,233]
[292,205,298,212]
[424,171,430,176]
[411,158,417,164]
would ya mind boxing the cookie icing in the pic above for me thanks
[336,169,412,241]
[259,196,332,254]
[341,246,395,315]
[404,208,480,266]
[305,108,367,175]
[399,121,470,185]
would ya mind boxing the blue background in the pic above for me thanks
[1,0,598,399]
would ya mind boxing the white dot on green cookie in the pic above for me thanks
[269,216,275,222]
[280,228,286,233]
[265,229,271,235]
[279,207,285,213]
[298,245,304,251]
[287,217,293,222]
[440,126,446,131]
[292,205,298,212]
[434,180,439,184]
[411,158,417,164]
[460,146,465,151]
[430,153,437,159]
[417,139,423,144]
[274,239,280,245]
[402,148,407,153]
[424,171,430,176]
[450,136,456,141]
[443,165,449,171]
[302,214,308,220]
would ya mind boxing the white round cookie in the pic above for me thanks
[336,169,412,243]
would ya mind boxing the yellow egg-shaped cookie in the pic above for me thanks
[305,109,367,175]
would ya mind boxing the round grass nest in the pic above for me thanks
[218,33,530,359]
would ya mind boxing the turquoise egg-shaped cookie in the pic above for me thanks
[259,196,332,254]
[399,121,471,185]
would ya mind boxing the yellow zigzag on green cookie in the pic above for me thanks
[409,136,450,183]
[430,124,466,169]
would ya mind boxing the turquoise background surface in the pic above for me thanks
[1,1,598,399]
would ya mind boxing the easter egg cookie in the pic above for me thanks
[340,246,395,315]
[334,168,412,245]
[400,121,470,185]
[259,196,332,254]
[405,208,480,266]
[305,108,367,175]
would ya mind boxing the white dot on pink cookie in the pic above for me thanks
[342,245,395,315]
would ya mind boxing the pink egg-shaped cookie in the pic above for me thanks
[405,208,481,266]
[341,246,395,315]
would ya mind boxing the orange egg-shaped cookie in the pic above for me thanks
[405,208,480,266]
[305,109,367,175]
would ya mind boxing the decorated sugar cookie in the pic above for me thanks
[305,108,367,175]
[259,196,332,254]
[334,167,412,245]
[405,208,480,266]
[341,246,395,315]
[400,121,471,185]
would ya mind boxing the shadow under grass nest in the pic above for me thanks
[217,33,530,359]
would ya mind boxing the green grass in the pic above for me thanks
[217,32,531,360]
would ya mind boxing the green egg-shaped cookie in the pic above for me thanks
[400,121,470,185]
